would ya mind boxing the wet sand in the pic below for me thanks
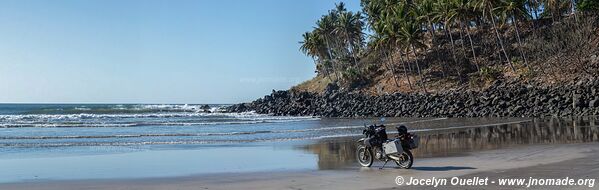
[402,144,599,190]
[2,117,597,189]
[1,142,597,190]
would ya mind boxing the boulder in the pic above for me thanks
[226,78,598,117]
[590,99,599,108]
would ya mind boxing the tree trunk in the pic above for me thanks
[512,15,529,69]
[570,0,578,23]
[532,2,539,29]
[489,7,515,72]
[411,44,428,93]
[404,50,418,91]
[385,49,401,88]
[556,4,562,21]
[345,32,359,66]
[464,20,479,73]
[314,58,331,81]
[404,50,414,74]
[427,18,436,37]
[445,22,461,77]
[323,36,334,62]
[323,35,340,82]
[397,50,413,90]
[458,21,467,52]
[475,16,482,28]
[429,19,445,78]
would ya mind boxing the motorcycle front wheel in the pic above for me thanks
[395,150,413,169]
[356,145,373,167]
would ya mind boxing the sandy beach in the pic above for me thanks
[2,142,596,190]
[1,0,597,189]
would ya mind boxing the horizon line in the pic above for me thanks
[0,102,236,105]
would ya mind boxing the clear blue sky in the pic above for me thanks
[0,0,361,104]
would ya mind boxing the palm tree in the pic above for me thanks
[416,0,438,37]
[495,0,531,68]
[363,0,415,90]
[335,8,364,67]
[474,0,516,72]
[417,0,450,77]
[371,32,402,88]
[300,31,335,78]
[434,0,463,77]
[300,32,320,68]
[577,0,599,13]
[529,0,541,18]
[315,15,341,81]
[453,0,480,72]
[400,20,428,92]
[543,0,566,22]
[394,15,419,90]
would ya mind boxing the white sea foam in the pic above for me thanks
[135,104,204,112]
[2,121,536,146]
[0,110,321,128]
[0,123,139,128]
[0,111,318,121]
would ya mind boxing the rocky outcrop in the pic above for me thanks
[200,104,211,113]
[227,78,599,117]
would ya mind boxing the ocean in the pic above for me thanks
[0,104,325,148]
[0,104,459,151]
[0,104,597,183]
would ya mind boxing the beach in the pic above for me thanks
[1,142,596,190]
[1,0,597,189]
[0,107,597,189]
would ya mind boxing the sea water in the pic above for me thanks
[0,104,597,183]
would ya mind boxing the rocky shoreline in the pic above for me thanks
[227,78,599,117]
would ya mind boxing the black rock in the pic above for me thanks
[225,78,599,118]
[590,99,599,108]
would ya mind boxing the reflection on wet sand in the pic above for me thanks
[302,117,599,170]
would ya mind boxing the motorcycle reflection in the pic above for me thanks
[356,124,419,169]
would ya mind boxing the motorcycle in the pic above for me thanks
[356,124,419,169]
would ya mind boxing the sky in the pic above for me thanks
[0,0,361,104]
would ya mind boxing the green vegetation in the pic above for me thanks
[299,0,599,93]
[299,3,365,84]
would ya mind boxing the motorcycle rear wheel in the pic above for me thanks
[395,150,413,169]
[356,145,373,167]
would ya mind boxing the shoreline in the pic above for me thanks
[2,117,596,189]
[228,78,599,117]
[2,142,596,190]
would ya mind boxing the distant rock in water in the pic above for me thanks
[227,78,599,117]
[200,105,211,113]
